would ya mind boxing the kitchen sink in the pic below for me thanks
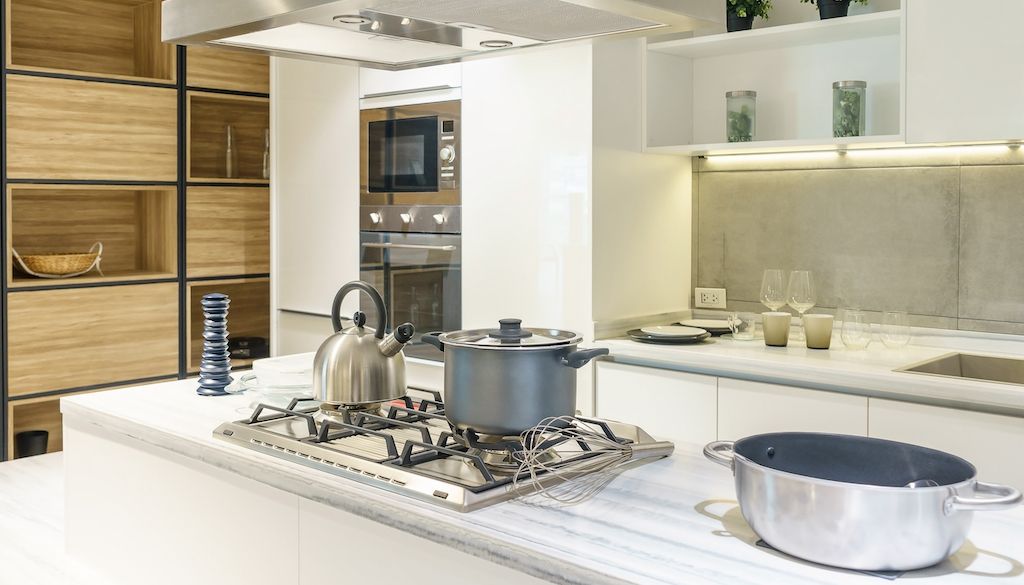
[897,352,1024,386]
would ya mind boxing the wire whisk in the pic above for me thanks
[512,416,674,505]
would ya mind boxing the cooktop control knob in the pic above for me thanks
[432,213,446,225]
[439,145,456,164]
[400,212,412,224]
[369,211,382,225]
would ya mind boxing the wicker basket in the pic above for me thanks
[13,242,104,278]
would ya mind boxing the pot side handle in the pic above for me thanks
[421,332,444,351]
[945,481,1023,515]
[561,347,609,369]
[703,441,736,469]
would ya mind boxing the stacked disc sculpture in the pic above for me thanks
[197,293,232,396]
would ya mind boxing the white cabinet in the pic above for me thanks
[869,399,1024,491]
[717,379,868,440]
[595,361,717,445]
[298,500,548,585]
[359,63,461,99]
[906,0,1024,143]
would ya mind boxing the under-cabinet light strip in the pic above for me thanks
[703,142,1023,162]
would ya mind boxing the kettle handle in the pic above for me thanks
[331,281,388,339]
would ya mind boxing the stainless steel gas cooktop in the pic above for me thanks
[214,389,665,512]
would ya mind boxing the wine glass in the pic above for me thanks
[760,269,787,311]
[881,310,911,349]
[787,270,816,341]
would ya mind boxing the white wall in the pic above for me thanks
[592,39,691,323]
[271,57,361,354]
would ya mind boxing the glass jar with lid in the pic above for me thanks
[726,90,757,143]
[833,81,866,137]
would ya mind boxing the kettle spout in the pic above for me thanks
[379,322,415,358]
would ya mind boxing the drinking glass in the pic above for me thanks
[787,270,816,341]
[840,308,871,350]
[760,269,787,311]
[881,310,911,349]
[729,312,757,341]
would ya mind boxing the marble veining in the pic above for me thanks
[0,454,112,585]
[598,332,1024,416]
[62,380,1024,585]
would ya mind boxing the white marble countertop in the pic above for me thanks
[62,379,1024,585]
[596,330,1024,416]
[0,453,112,585]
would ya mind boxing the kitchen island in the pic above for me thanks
[60,378,1024,585]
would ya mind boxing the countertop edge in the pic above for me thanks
[596,341,1024,417]
[59,399,634,585]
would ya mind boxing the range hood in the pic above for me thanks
[162,0,720,71]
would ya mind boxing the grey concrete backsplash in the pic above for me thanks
[694,155,1024,335]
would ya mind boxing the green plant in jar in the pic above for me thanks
[832,81,866,138]
[728,106,754,142]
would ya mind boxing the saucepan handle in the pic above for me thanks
[945,481,1023,514]
[560,347,609,369]
[421,332,444,351]
[703,441,736,469]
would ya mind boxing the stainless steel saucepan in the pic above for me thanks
[704,432,1021,572]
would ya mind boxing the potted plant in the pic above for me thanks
[800,0,868,20]
[726,0,772,32]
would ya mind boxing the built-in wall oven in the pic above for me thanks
[359,100,461,361]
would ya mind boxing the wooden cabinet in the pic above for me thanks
[187,91,270,184]
[7,283,179,396]
[905,0,1024,143]
[595,362,717,445]
[869,399,1024,491]
[186,186,269,278]
[187,279,270,372]
[5,75,178,181]
[6,0,174,83]
[186,46,269,94]
[717,378,868,439]
[8,185,177,287]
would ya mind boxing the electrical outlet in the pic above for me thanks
[695,287,728,309]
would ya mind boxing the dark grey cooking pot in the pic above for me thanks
[422,319,608,437]
[705,432,1022,571]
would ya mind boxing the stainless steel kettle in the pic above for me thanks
[313,281,414,409]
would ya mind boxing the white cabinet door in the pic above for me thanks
[595,362,717,446]
[717,378,868,440]
[299,499,549,585]
[359,63,461,98]
[869,399,1024,491]
[906,0,1024,143]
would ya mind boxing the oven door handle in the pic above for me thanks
[361,243,457,252]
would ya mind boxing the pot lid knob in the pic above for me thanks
[488,318,533,340]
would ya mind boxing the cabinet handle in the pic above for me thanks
[361,243,456,252]
[361,85,455,99]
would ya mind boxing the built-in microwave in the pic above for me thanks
[360,100,460,206]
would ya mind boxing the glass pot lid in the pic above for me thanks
[439,318,581,348]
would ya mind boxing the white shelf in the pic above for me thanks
[649,10,901,59]
[647,134,905,156]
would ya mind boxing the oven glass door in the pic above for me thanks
[367,116,439,193]
[360,231,461,361]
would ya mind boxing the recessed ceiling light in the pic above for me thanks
[333,14,371,25]
[480,40,512,49]
[401,17,411,25]
[370,20,381,31]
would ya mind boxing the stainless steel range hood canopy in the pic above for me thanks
[162,0,720,71]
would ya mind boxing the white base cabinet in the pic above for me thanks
[595,362,717,445]
[717,378,868,440]
[868,399,1024,491]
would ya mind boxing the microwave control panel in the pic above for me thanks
[439,118,458,190]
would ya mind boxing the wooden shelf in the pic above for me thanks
[186,278,270,372]
[7,185,177,288]
[5,75,178,181]
[647,134,905,156]
[187,91,270,183]
[7,283,179,397]
[186,186,269,278]
[7,395,63,459]
[187,46,269,94]
[649,11,901,59]
[5,0,175,84]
